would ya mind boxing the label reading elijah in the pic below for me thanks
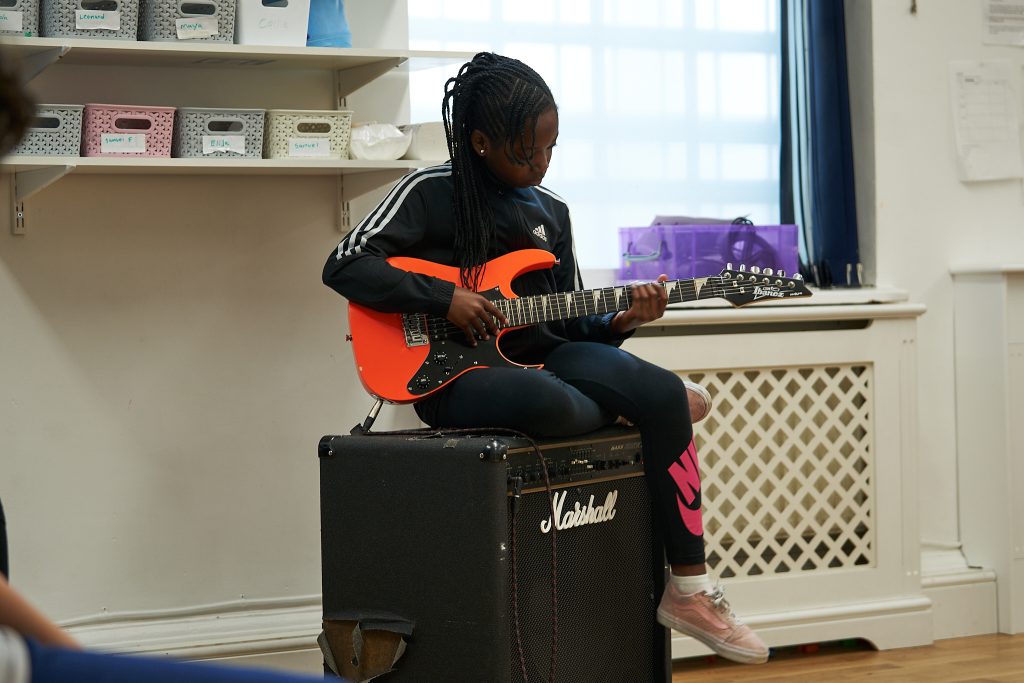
[0,11,24,33]
[176,16,218,40]
[76,10,121,30]
[101,133,146,154]
[202,135,245,155]
[288,138,331,158]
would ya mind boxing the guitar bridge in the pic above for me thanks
[402,313,430,347]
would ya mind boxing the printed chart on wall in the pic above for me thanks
[983,0,1024,46]
[949,60,1023,182]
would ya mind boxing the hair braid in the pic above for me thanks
[442,52,556,290]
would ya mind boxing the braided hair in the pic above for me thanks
[0,61,33,156]
[441,52,557,290]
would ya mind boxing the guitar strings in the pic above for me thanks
[420,279,799,339]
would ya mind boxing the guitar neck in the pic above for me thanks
[492,277,715,327]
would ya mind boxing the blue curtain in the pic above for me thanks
[780,0,862,287]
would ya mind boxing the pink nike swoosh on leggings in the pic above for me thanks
[668,440,704,536]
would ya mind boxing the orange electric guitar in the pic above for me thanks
[347,248,811,403]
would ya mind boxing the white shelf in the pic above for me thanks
[1,155,448,203]
[2,155,443,175]
[0,37,467,228]
[0,37,473,94]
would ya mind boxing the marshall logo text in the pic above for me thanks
[540,489,618,534]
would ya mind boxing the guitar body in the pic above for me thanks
[348,249,556,404]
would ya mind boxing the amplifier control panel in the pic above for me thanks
[503,428,644,489]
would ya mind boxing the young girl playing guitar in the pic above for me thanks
[323,51,768,665]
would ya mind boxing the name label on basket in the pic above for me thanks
[176,16,218,39]
[0,10,24,32]
[540,490,618,534]
[76,10,120,30]
[101,133,146,153]
[257,17,292,30]
[288,138,331,158]
[202,135,245,155]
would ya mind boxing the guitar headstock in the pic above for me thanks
[712,264,812,307]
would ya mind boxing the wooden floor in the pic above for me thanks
[671,635,1024,682]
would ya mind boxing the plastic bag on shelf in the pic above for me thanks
[349,123,412,161]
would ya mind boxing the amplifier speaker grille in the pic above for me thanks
[508,475,662,683]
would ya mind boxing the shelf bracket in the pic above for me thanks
[9,165,74,235]
[19,45,71,82]
[337,175,350,234]
[334,57,405,101]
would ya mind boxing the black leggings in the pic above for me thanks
[415,341,706,565]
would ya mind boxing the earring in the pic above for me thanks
[479,149,485,154]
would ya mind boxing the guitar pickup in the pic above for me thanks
[401,313,430,347]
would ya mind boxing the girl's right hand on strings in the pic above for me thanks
[448,287,508,345]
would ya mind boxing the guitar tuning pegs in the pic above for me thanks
[726,262,733,270]
[778,270,786,277]
[794,273,804,281]
[750,266,761,274]
[739,264,747,272]
[764,268,773,276]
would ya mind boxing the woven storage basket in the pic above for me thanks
[0,0,41,36]
[140,0,234,42]
[235,0,309,47]
[82,103,176,157]
[264,109,353,160]
[41,0,139,39]
[12,104,83,156]
[173,107,265,158]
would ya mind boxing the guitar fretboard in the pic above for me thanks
[488,277,721,328]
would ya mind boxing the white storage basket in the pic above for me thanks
[40,0,140,40]
[140,0,234,42]
[235,0,310,47]
[12,104,83,156]
[0,0,40,36]
[264,109,353,160]
[173,107,265,158]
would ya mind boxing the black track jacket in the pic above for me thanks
[322,163,630,365]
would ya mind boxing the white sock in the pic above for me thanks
[670,572,712,595]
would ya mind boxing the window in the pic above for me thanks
[409,0,780,271]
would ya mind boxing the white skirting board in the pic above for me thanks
[66,595,324,665]
[62,559,997,672]
[920,545,998,641]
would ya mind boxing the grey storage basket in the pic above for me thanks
[173,107,265,158]
[41,0,140,40]
[12,104,83,156]
[140,0,234,43]
[0,0,41,37]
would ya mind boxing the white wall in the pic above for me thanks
[855,0,1024,548]
[0,0,419,637]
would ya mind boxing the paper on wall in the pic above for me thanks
[949,60,1024,182]
[983,0,1024,46]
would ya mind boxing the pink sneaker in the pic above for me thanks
[656,583,769,664]
[683,381,712,424]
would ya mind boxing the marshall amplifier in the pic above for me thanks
[318,425,670,683]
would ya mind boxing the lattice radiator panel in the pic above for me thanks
[685,364,875,579]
